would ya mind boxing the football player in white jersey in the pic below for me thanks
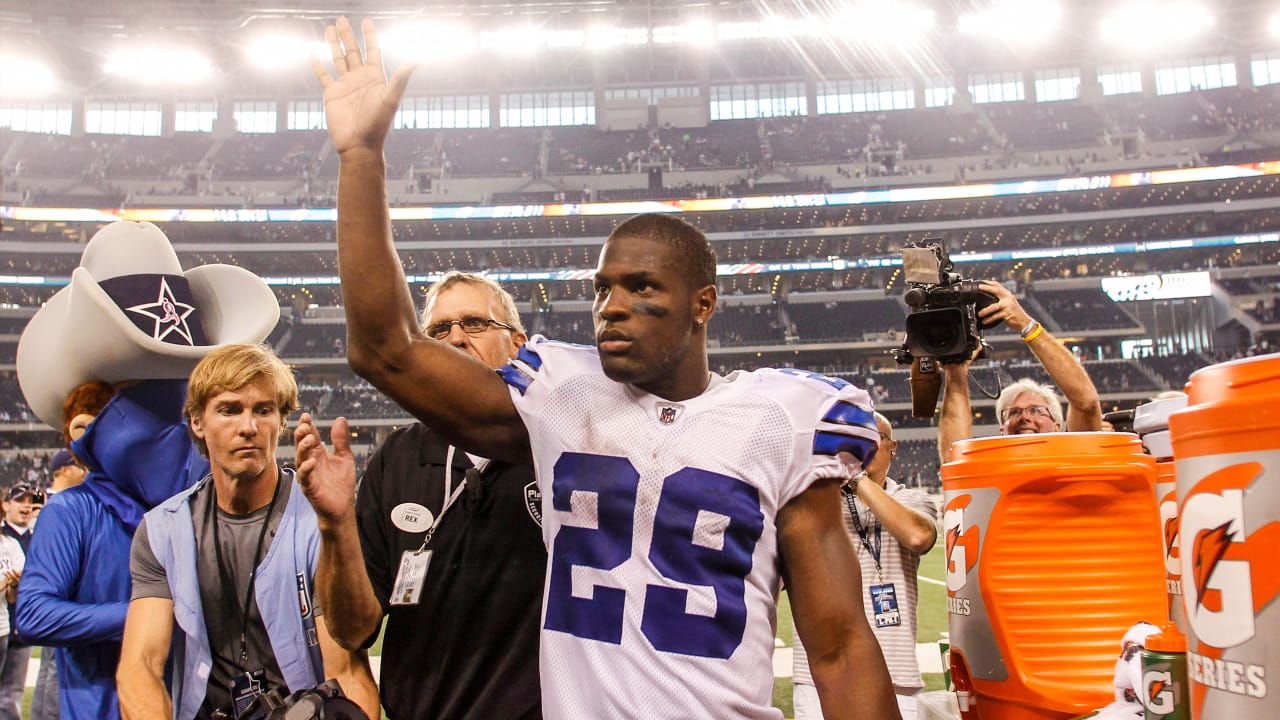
[312,16,901,720]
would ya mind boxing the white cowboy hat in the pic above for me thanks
[16,221,280,430]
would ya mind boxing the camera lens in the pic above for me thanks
[905,307,969,359]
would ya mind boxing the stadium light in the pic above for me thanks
[958,0,1062,44]
[545,29,586,50]
[1270,13,1280,38]
[0,56,57,97]
[1100,2,1214,49]
[381,22,477,62]
[717,18,823,43]
[715,21,774,41]
[836,2,936,44]
[104,47,212,84]
[480,27,542,55]
[586,25,649,50]
[244,36,326,70]
[652,20,715,46]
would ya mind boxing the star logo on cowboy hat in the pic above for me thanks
[16,221,280,430]
[127,277,198,345]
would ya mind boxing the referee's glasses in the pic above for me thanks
[426,316,516,340]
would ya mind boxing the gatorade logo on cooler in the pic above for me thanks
[1179,461,1280,702]
[1159,487,1182,595]
[944,494,980,616]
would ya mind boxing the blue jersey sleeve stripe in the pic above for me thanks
[821,400,876,428]
[516,343,543,370]
[498,364,532,395]
[812,431,877,462]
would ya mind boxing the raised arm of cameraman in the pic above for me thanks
[938,361,974,464]
[977,281,1102,432]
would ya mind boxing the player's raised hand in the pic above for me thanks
[311,17,416,157]
[294,412,358,530]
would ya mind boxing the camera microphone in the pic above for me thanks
[910,356,942,419]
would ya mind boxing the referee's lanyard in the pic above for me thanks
[842,485,883,584]
[416,444,469,551]
[210,476,282,668]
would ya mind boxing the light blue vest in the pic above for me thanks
[144,470,324,720]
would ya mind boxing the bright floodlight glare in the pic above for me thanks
[839,3,936,43]
[545,29,585,49]
[0,56,56,97]
[1101,2,1214,47]
[1270,13,1280,37]
[381,23,476,62]
[957,0,1062,42]
[245,36,317,70]
[652,20,714,46]
[480,27,546,55]
[104,48,212,84]
[587,25,649,50]
[716,21,772,41]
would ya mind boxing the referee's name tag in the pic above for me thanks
[391,550,432,606]
[870,582,901,628]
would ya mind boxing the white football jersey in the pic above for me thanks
[501,336,879,719]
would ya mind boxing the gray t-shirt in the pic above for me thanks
[131,474,318,719]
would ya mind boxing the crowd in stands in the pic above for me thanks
[1033,288,1142,331]
[1247,297,1280,324]
[3,86,1280,483]
[2,331,1276,484]
[8,85,1280,212]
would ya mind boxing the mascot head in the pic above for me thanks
[16,221,281,430]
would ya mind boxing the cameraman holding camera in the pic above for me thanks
[938,281,1102,462]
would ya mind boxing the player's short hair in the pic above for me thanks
[609,213,717,289]
[995,378,1065,427]
[185,344,298,456]
[421,271,526,335]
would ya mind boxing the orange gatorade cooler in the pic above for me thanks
[1167,352,1280,720]
[1133,395,1190,632]
[943,433,1166,720]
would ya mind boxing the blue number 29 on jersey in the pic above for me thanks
[543,452,766,659]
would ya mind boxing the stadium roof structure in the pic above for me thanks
[4,0,1280,97]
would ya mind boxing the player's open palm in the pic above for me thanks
[311,17,416,156]
[294,412,358,529]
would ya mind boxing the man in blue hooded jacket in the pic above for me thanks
[12,221,279,720]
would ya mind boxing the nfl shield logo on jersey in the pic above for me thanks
[657,402,683,424]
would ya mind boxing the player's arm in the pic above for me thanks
[116,597,175,720]
[313,17,527,461]
[780,478,902,720]
[977,281,1101,432]
[853,480,937,555]
[294,415,384,650]
[938,361,973,464]
[316,615,380,720]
